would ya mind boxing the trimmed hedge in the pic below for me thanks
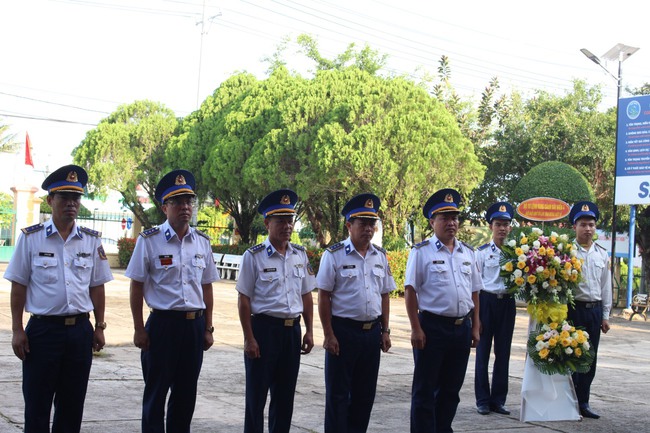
[117,237,136,268]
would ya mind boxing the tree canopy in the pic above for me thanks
[72,100,179,229]
[169,65,484,245]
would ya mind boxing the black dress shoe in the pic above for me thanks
[477,405,490,415]
[580,405,600,419]
[491,405,511,415]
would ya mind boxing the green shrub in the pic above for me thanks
[212,244,252,255]
[387,249,409,297]
[117,237,136,268]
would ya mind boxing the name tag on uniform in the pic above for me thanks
[463,261,471,266]
[77,252,91,258]
[39,252,54,257]
[374,264,383,269]
[195,254,203,259]
[342,265,356,269]
[263,268,277,272]
[432,260,444,264]
[295,264,303,268]
[159,255,173,266]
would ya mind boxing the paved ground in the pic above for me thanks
[1,265,649,432]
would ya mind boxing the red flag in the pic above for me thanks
[25,132,34,167]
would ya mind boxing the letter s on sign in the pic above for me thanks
[639,181,650,199]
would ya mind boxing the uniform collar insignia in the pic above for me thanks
[345,243,352,255]
[164,229,172,241]
[434,239,442,250]
[266,245,273,257]
[45,224,54,237]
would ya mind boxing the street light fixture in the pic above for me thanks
[580,43,639,292]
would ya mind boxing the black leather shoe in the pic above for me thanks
[477,405,490,415]
[580,405,600,419]
[491,405,511,415]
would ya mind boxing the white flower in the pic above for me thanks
[557,243,564,251]
[562,323,573,332]
[551,231,559,238]
[583,331,590,339]
[542,281,549,289]
[536,341,548,351]
[553,256,561,264]
[521,244,530,253]
[583,341,590,351]
[518,254,527,262]
[532,227,543,235]
[533,240,541,249]
[565,347,573,355]
[560,234,569,242]
[536,266,544,273]
[513,269,522,278]
[543,331,552,339]
[572,269,578,276]
[570,249,577,257]
[508,239,516,248]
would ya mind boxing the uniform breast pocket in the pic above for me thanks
[293,266,306,279]
[460,264,473,281]
[339,269,358,280]
[592,259,606,277]
[428,264,449,283]
[32,257,58,284]
[372,267,385,279]
[192,257,206,270]
[259,270,281,283]
[486,257,500,269]
[73,257,93,284]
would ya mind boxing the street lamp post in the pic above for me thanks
[580,44,639,293]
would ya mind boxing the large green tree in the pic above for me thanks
[170,61,484,246]
[73,100,179,229]
[511,161,595,205]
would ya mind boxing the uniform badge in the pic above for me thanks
[582,204,590,212]
[66,171,78,182]
[281,195,290,204]
[365,198,374,208]
[307,264,315,275]
[175,175,186,185]
[159,255,172,266]
[97,245,107,260]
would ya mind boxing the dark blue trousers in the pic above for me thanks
[567,302,602,406]
[141,311,205,433]
[244,315,302,433]
[411,312,471,433]
[474,292,516,409]
[324,318,381,433]
[23,315,93,433]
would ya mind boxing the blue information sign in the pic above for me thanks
[616,95,650,204]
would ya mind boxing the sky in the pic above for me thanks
[1,0,649,183]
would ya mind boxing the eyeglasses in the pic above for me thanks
[165,197,197,207]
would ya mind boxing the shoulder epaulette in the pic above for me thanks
[595,243,607,251]
[477,243,490,251]
[248,243,265,254]
[327,242,344,253]
[291,243,305,251]
[21,223,44,235]
[79,226,101,237]
[372,243,386,254]
[139,227,160,238]
[413,239,430,249]
[461,241,475,251]
[194,229,211,241]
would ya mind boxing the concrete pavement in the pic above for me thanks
[1,266,649,432]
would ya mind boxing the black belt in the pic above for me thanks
[31,312,89,326]
[253,314,301,327]
[574,300,601,309]
[481,291,512,300]
[332,316,381,330]
[151,309,204,319]
[421,310,472,326]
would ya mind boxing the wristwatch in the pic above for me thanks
[206,326,215,334]
[95,321,107,330]
[381,328,391,335]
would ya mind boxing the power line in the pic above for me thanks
[0,91,110,114]
[0,112,98,126]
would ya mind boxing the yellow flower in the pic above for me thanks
[570,339,578,348]
[547,248,555,257]
[549,268,557,276]
[548,337,557,347]
[536,334,545,341]
[549,278,558,287]
[574,261,582,271]
[520,236,528,244]
[560,330,569,339]
[576,333,587,344]
[504,262,514,272]
[514,277,525,286]
[542,269,550,279]
[561,338,571,347]
[550,236,557,243]
[539,348,549,359]
[515,247,523,256]
[564,262,573,270]
[524,266,530,273]
[570,274,578,282]
[549,322,559,329]
[575,347,582,357]
[517,261,526,269]
[527,275,537,284]
[538,246,546,256]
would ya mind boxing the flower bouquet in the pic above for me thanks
[499,227,594,375]
[527,320,595,375]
